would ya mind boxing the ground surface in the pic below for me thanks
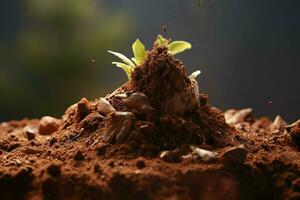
[0,106,300,200]
[1,46,300,200]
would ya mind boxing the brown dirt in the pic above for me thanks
[1,45,300,200]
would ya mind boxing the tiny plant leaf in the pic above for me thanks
[112,62,134,80]
[167,41,192,55]
[189,70,201,79]
[155,35,168,46]
[107,50,136,68]
[132,39,147,66]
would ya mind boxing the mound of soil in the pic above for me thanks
[1,44,300,200]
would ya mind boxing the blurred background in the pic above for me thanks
[0,0,299,122]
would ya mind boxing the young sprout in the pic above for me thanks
[189,70,201,79]
[131,39,147,66]
[154,35,192,55]
[108,35,195,80]
[108,38,147,80]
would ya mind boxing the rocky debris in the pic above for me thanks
[101,112,135,144]
[38,116,61,135]
[286,120,300,147]
[160,147,186,163]
[97,98,116,115]
[225,108,253,125]
[23,127,36,140]
[121,92,155,114]
[220,145,248,165]
[270,115,287,132]
[189,146,218,163]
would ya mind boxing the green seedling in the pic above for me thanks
[108,35,199,80]
[108,38,146,80]
[154,35,192,55]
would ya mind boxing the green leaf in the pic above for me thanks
[167,41,192,55]
[132,39,147,65]
[112,62,135,80]
[189,70,201,79]
[155,35,168,46]
[108,50,136,68]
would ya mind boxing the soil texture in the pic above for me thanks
[1,45,300,200]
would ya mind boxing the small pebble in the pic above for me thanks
[190,146,218,163]
[121,92,155,114]
[221,145,248,165]
[225,108,253,125]
[270,115,287,132]
[23,128,36,140]
[160,149,182,163]
[39,116,61,135]
[97,98,116,115]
